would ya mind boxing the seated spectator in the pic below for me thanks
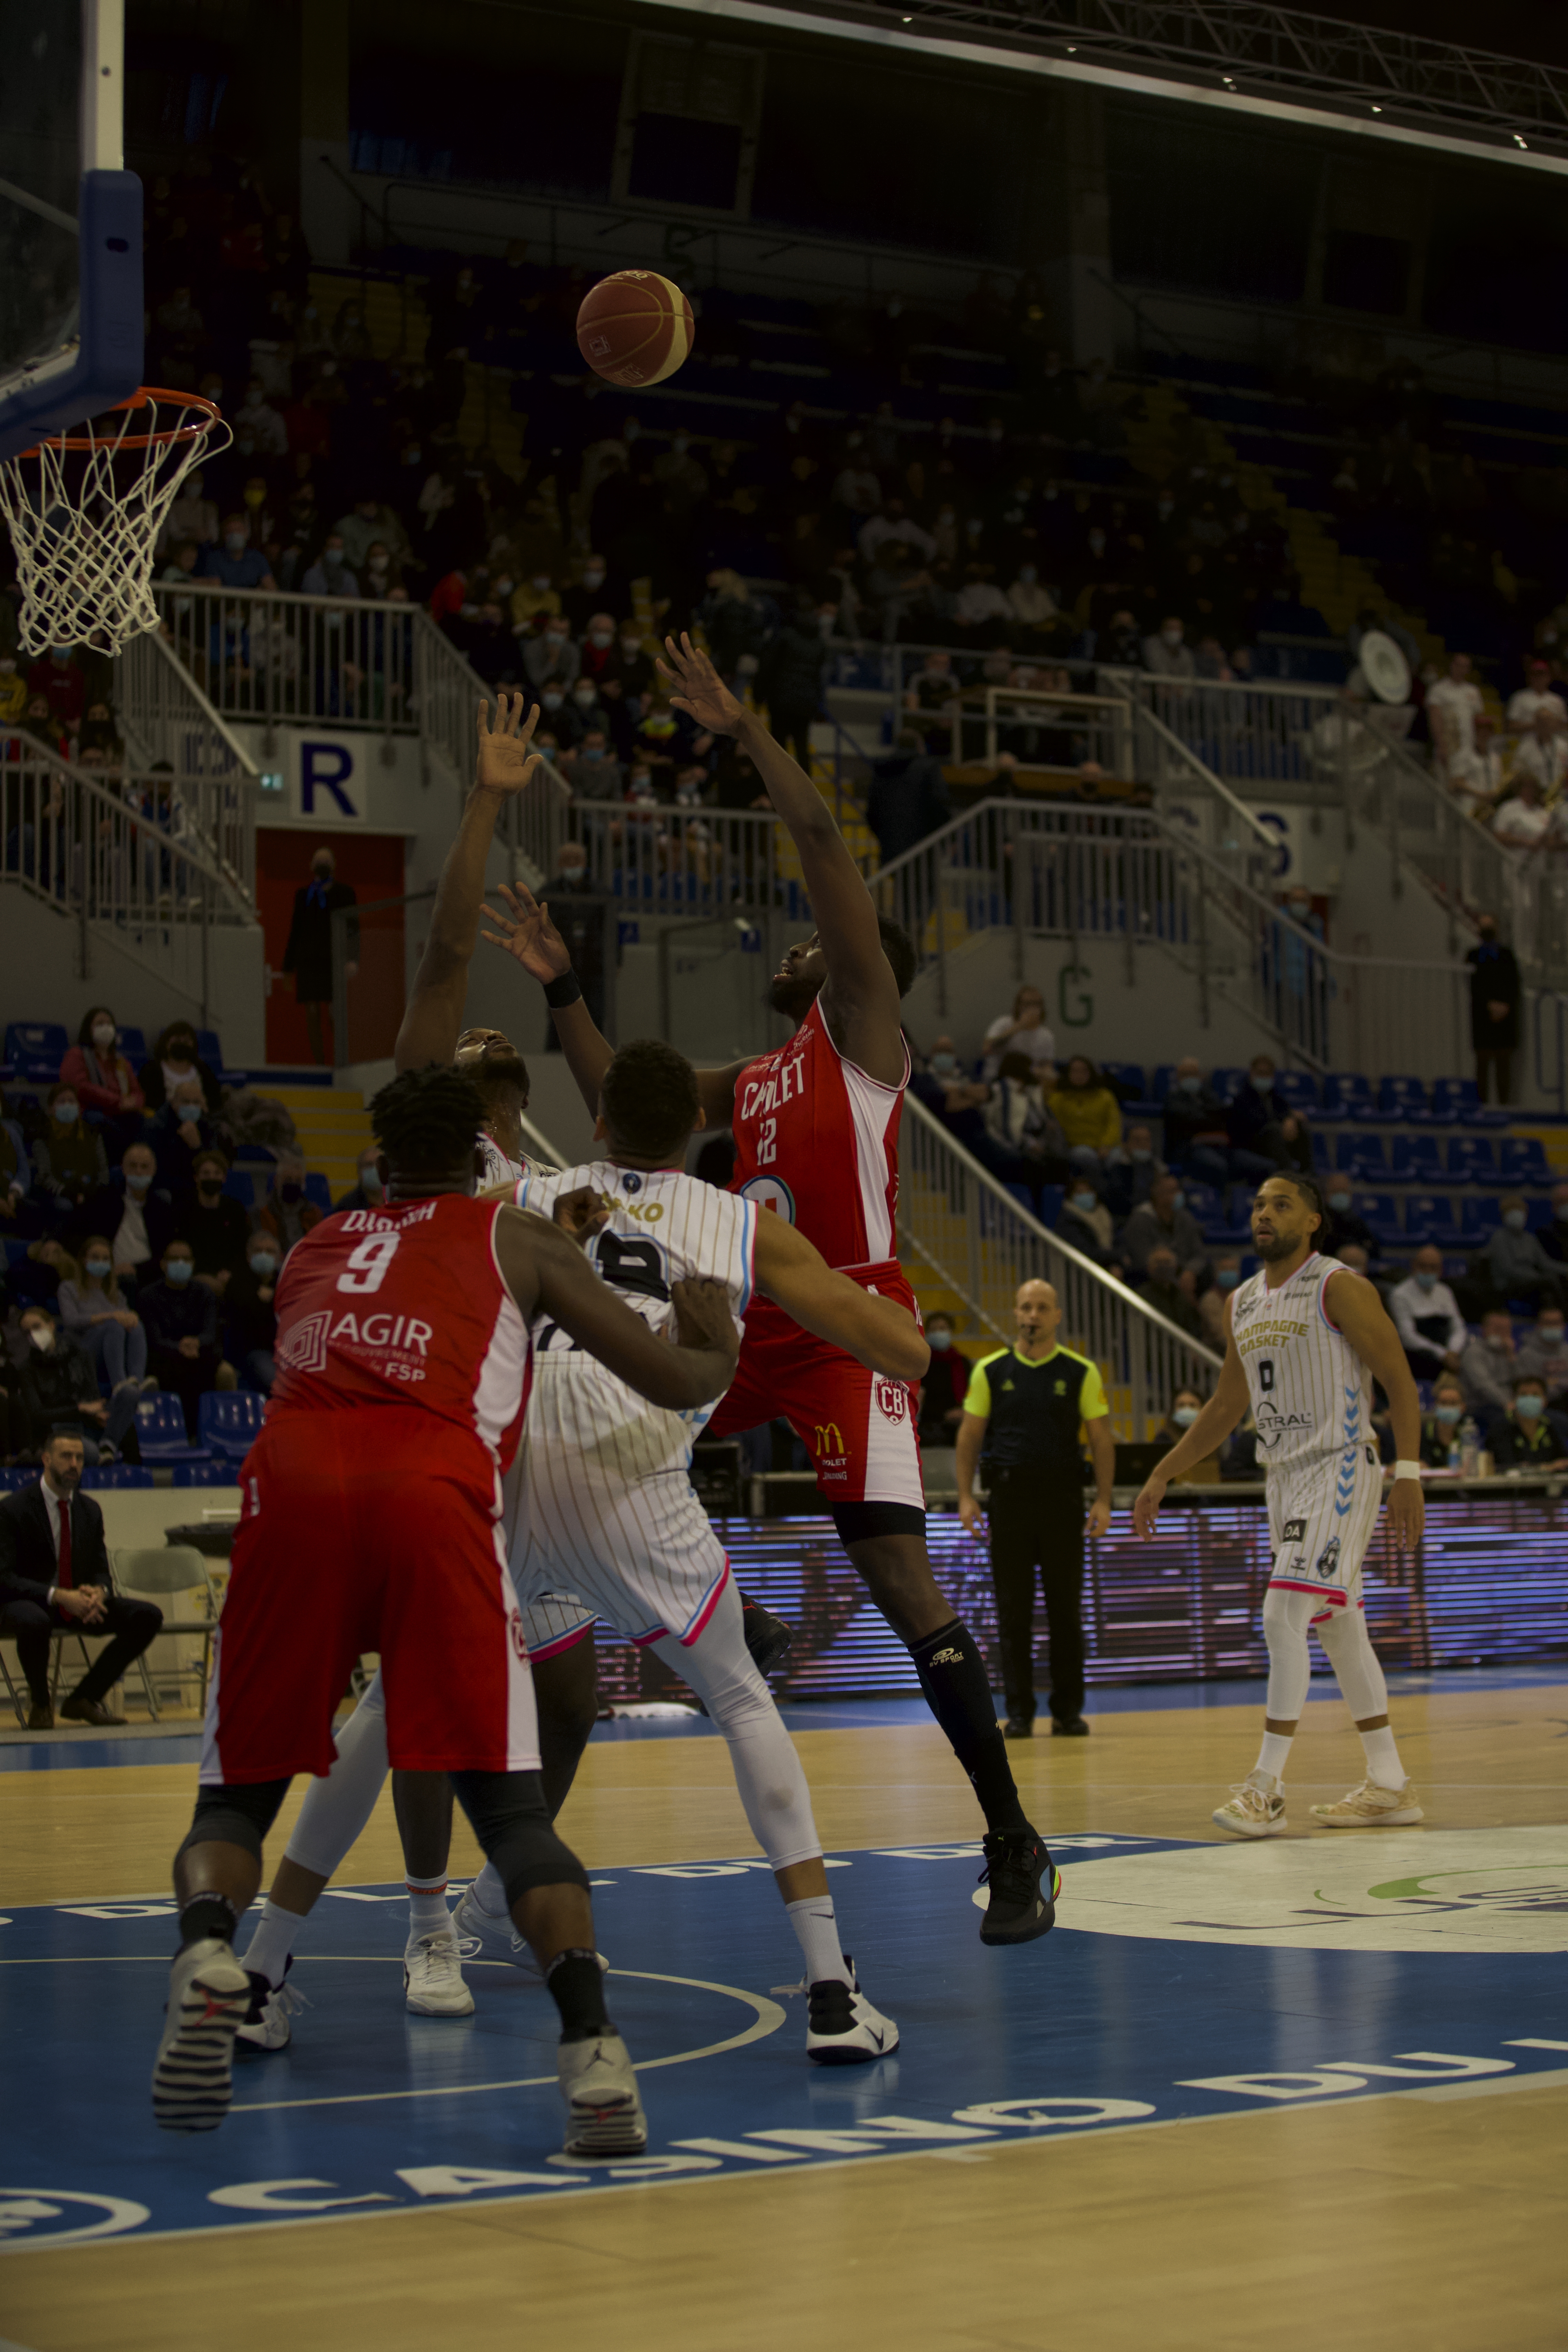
[917,1311,968,1448]
[1209,1245,1245,1297]
[1154,1387,1222,1481]
[507,569,562,633]
[1447,711,1505,816]
[16,1305,137,1461]
[233,377,288,458]
[564,728,624,801]
[335,494,412,577]
[909,1038,989,1143]
[334,1148,387,1214]
[59,1006,145,1156]
[1461,1307,1518,1421]
[140,1022,222,1117]
[458,601,521,686]
[225,1229,281,1394]
[1103,1123,1166,1221]
[1140,1245,1204,1339]
[1504,657,1567,735]
[1470,1195,1564,1316]
[255,1152,322,1259]
[301,530,358,599]
[1515,1304,1568,1405]
[1507,706,1568,800]
[523,617,580,694]
[0,1088,35,1234]
[1047,1054,1122,1170]
[72,1141,176,1296]
[138,1240,223,1438]
[1055,1174,1116,1268]
[1540,1179,1568,1264]
[982,984,1056,1078]
[1142,616,1196,680]
[1329,1242,1388,1308]
[176,1149,250,1294]
[1490,769,1550,851]
[865,731,951,865]
[151,1075,219,1196]
[1325,1177,1380,1261]
[27,644,87,735]
[1486,1375,1568,1474]
[32,1083,109,1219]
[1388,1246,1466,1381]
[55,1237,150,1404]
[196,513,276,591]
[1006,564,1061,639]
[1227,1055,1298,1174]
[1160,1057,1250,1184]
[1414,1375,1470,1469]
[1121,1171,1207,1279]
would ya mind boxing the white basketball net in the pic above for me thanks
[0,388,232,657]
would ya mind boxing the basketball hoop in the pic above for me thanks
[0,387,232,657]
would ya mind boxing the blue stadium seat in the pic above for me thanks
[1404,1194,1456,1243]
[1180,1180,1221,1224]
[304,1171,334,1215]
[1460,1196,1502,1243]
[196,1027,247,1083]
[198,1391,265,1462]
[1322,1072,1373,1118]
[1391,1135,1446,1184]
[1379,1075,1428,1121]
[134,1394,212,1462]
[1528,1195,1556,1232]
[1447,1137,1500,1184]
[1352,1192,1405,1245]
[1499,1137,1552,1185]
[171,1461,240,1486]
[3,1022,68,1082]
[1270,1071,1319,1111]
[1099,1060,1145,1098]
[0,1465,33,1490]
[1209,1067,1245,1103]
[1148,1065,1176,1103]
[81,1465,154,1488]
[1335,1133,1388,1177]
[1036,1184,1064,1228]
[117,1026,149,1067]
[1429,1078,1479,1124]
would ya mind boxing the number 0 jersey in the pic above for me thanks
[729,996,909,1271]
[1230,1252,1373,1472]
[268,1195,532,1466]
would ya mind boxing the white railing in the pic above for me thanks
[151,578,418,742]
[572,802,811,920]
[898,1094,1221,1437]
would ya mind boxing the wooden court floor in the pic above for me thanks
[4,1681,1566,2352]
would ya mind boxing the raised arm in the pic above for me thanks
[394,694,541,1071]
[752,1212,929,1381]
[494,1207,738,1410]
[482,879,751,1129]
[1325,1268,1425,1550]
[660,634,903,1082]
[1132,1305,1251,1538]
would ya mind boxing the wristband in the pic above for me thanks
[543,971,583,1010]
[1392,1460,1423,1483]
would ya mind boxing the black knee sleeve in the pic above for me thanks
[832,1500,926,1544]
[178,1778,291,1866]
[449,1769,591,1906]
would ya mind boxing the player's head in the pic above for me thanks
[1250,1171,1323,1264]
[455,1026,529,1106]
[370,1063,489,1196]
[597,1038,703,1168]
[770,916,917,1021]
[1013,1278,1060,1348]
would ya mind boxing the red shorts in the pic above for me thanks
[200,1406,538,1785]
[705,1258,925,1510]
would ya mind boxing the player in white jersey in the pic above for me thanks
[1133,1172,1426,1837]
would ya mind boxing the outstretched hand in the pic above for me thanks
[475,691,543,797]
[657,634,748,736]
[481,881,571,983]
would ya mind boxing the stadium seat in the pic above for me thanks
[1447,1137,1501,1185]
[1099,1060,1145,1099]
[81,1465,154,1489]
[196,1027,246,1084]
[1391,1135,1446,1184]
[1499,1137,1552,1184]
[171,1460,240,1487]
[3,1022,68,1082]
[1270,1071,1319,1111]
[1334,1133,1388,1177]
[116,1026,149,1067]
[1321,1072,1373,1118]
[1148,1064,1176,1103]
[1036,1183,1065,1228]
[0,1465,33,1491]
[198,1391,265,1462]
[1403,1194,1457,1244]
[134,1394,212,1462]
[304,1171,334,1215]
[1209,1067,1245,1103]
[1352,1192,1405,1246]
[1429,1078,1478,1123]
[1460,1196,1502,1243]
[1528,1196,1557,1232]
[1378,1076,1428,1121]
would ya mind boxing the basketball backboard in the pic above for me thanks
[0,0,143,461]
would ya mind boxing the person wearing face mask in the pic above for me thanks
[283,846,359,1066]
[1465,912,1522,1104]
[55,1235,151,1401]
[917,1311,969,1451]
[60,1007,145,1153]
[1516,1306,1568,1405]
[1324,1180,1380,1263]
[1197,1251,1245,1346]
[256,1152,323,1260]
[301,532,359,600]
[196,512,276,592]
[1486,1375,1568,1473]
[1388,1245,1467,1381]
[1227,1056,1300,1172]
[335,1148,388,1215]
[151,1075,220,1196]
[333,495,412,577]
[509,570,564,633]
[138,1241,226,1437]
[1120,1171,1208,1280]
[31,1086,109,1214]
[1138,1245,1205,1340]
[1156,1057,1247,1186]
[573,607,622,696]
[1154,1387,1221,1481]
[522,617,581,695]
[1412,1377,1471,1470]
[1141,613,1196,680]
[1102,1122,1167,1220]
[225,1236,282,1393]
[16,1307,138,1461]
[176,1150,250,1293]
[1470,1193,1565,1318]
[560,726,624,805]
[139,1023,221,1118]
[73,1142,176,1293]
[559,677,610,748]
[1459,1308,1519,1421]
[0,1085,37,1236]
[1054,1174,1118,1270]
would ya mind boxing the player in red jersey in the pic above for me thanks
[151,1062,739,2149]
[482,636,1059,1946]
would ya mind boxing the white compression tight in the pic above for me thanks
[1262,1585,1391,1726]
[284,1672,392,1878]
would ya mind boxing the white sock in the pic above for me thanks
[1359,1724,1404,1786]
[406,1875,450,1935]
[243,1897,306,1988]
[470,1859,508,1916]
[786,1895,851,1988]
[1254,1731,1294,1783]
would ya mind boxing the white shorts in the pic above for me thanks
[1265,1443,1384,1620]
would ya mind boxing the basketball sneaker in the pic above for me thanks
[805,1962,899,2065]
[451,1886,612,1986]
[403,1924,475,2016]
[557,2032,648,2159]
[977,1829,1061,1944]
[236,1960,310,2053]
[152,1936,252,2132]
[740,1595,794,1681]
[1309,1778,1424,1828]
[1212,1769,1288,1837]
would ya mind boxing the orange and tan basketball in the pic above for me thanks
[575,270,695,387]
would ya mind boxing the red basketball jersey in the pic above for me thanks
[268,1194,532,1467]
[730,996,909,1270]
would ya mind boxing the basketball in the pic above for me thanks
[575,269,695,387]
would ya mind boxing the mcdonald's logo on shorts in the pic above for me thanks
[814,1423,846,1459]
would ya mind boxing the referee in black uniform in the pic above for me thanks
[955,1279,1114,1739]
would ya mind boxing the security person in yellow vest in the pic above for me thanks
[956,1278,1114,1738]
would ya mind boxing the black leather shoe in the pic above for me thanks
[26,1702,54,1731]
[1001,1717,1035,1740]
[60,1694,120,1727]
[1051,1715,1090,1737]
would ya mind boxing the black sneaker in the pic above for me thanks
[978,1830,1061,1945]
[1051,1716,1090,1737]
[1002,1717,1034,1741]
[740,1596,794,1681]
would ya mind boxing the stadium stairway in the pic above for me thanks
[271,1082,372,1201]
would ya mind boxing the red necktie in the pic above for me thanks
[56,1497,73,1590]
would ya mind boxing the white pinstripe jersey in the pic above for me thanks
[513,1160,757,1479]
[1229,1251,1373,1472]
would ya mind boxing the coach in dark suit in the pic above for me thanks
[283,844,358,1065]
[0,1428,162,1729]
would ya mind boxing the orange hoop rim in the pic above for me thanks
[14,386,226,458]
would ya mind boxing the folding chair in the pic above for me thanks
[109,1546,225,1722]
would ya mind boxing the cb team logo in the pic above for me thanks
[875,1379,908,1424]
[739,1174,795,1225]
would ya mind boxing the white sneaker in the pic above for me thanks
[151,1937,251,2132]
[557,2031,647,2159]
[403,1925,475,2016]
[1309,1778,1424,1828]
[450,1886,612,1985]
[1212,1769,1288,1838]
[236,1963,311,2052]
[805,1961,899,2066]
